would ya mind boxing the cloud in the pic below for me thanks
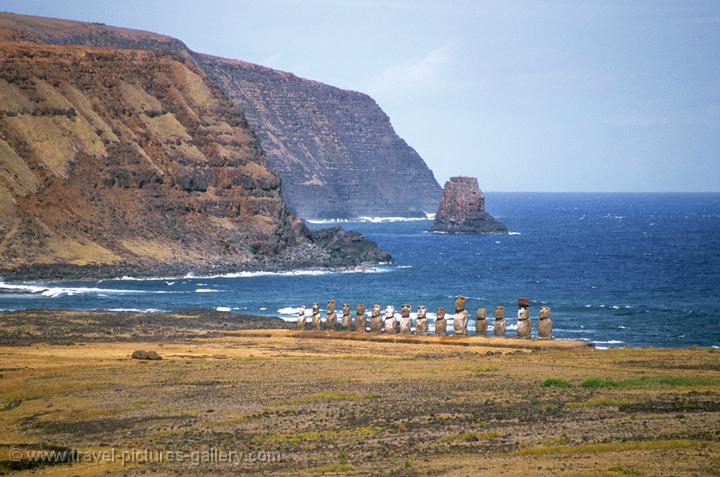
[366,45,455,101]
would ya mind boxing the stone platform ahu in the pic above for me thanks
[431,177,507,234]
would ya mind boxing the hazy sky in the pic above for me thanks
[3,0,718,191]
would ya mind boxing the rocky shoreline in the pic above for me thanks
[0,226,392,281]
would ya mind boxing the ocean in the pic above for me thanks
[1,193,719,348]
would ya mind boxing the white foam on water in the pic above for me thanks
[592,340,625,344]
[216,306,231,312]
[0,281,169,298]
[306,214,434,224]
[107,308,165,313]
[195,288,220,293]
[259,307,267,311]
[508,231,522,235]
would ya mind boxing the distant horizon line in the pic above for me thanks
[479,191,720,194]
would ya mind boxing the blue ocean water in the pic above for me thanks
[1,193,719,348]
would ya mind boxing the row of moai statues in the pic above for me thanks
[296,296,553,339]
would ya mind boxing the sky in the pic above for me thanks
[2,0,718,192]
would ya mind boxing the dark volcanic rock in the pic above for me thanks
[131,350,162,360]
[310,226,393,264]
[431,177,507,234]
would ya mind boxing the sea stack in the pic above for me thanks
[431,177,507,234]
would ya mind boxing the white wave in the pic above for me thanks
[259,307,267,311]
[306,213,434,224]
[0,282,167,298]
[107,308,165,313]
[195,288,220,293]
[189,266,395,279]
[508,231,522,235]
[278,306,302,315]
[592,340,625,344]
[216,306,232,312]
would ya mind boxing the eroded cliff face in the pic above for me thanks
[431,177,507,234]
[0,41,389,277]
[0,12,442,220]
[196,55,442,218]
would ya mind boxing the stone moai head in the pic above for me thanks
[327,300,336,312]
[518,296,529,309]
[495,305,505,320]
[540,306,551,319]
[417,305,427,318]
[455,295,466,312]
[312,302,320,314]
[299,305,306,315]
[385,305,395,318]
[401,304,411,318]
[342,303,351,315]
[436,307,446,320]
[476,307,487,320]
[371,304,381,317]
[356,303,366,315]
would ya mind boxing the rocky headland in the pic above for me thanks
[0,39,388,279]
[431,176,508,234]
[0,12,442,220]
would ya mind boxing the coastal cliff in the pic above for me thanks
[0,40,389,278]
[432,177,507,234]
[0,12,442,220]
[196,55,442,218]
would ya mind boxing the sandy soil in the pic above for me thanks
[0,310,719,476]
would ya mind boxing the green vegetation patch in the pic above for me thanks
[581,376,720,389]
[515,439,705,456]
[541,378,574,388]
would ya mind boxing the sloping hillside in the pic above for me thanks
[0,41,388,278]
[0,12,442,219]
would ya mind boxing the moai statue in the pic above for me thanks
[399,304,412,333]
[384,305,397,334]
[370,304,383,332]
[516,297,531,339]
[494,305,506,337]
[435,307,447,336]
[341,303,352,330]
[475,307,488,337]
[415,305,428,335]
[296,305,306,331]
[538,306,553,339]
[453,295,469,336]
[325,299,337,330]
[355,304,366,332]
[311,302,322,330]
